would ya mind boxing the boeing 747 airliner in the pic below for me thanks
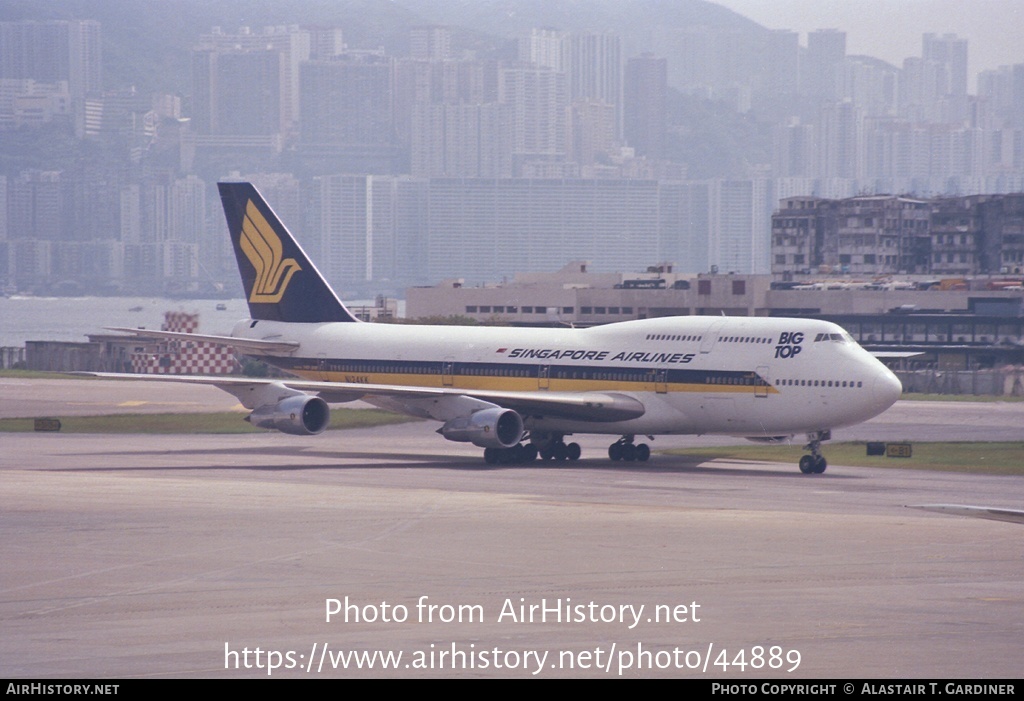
[100,182,903,472]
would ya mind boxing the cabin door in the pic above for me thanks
[755,365,770,398]
[700,321,725,354]
[655,368,668,394]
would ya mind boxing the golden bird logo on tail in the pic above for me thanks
[240,199,301,303]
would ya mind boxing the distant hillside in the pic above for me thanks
[0,0,427,93]
[0,0,767,95]
[400,0,767,64]
[398,0,762,36]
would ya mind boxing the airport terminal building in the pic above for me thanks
[406,262,1024,372]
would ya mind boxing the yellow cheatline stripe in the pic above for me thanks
[289,371,779,395]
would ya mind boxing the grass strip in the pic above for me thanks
[0,409,418,434]
[661,441,1024,475]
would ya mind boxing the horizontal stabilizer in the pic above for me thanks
[104,327,299,354]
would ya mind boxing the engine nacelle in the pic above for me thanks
[248,395,330,436]
[438,408,524,449]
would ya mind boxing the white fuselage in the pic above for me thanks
[231,315,902,439]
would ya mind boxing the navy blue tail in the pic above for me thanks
[218,182,357,323]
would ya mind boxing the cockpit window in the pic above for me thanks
[814,332,851,343]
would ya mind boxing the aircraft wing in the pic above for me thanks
[907,504,1024,525]
[79,373,646,423]
[104,327,299,354]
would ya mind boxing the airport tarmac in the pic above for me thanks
[1,381,1022,678]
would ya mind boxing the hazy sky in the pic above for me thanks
[715,0,1022,84]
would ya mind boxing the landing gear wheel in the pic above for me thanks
[533,433,578,463]
[608,436,650,462]
[799,430,831,474]
[484,443,538,465]
[552,442,568,461]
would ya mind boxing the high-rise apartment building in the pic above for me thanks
[0,20,101,96]
[411,102,513,178]
[426,179,661,283]
[0,176,7,244]
[499,66,569,171]
[624,54,667,158]
[299,53,393,147]
[755,30,801,119]
[309,175,427,291]
[393,58,494,145]
[307,26,345,60]
[0,20,101,133]
[562,31,621,136]
[8,170,69,241]
[840,57,899,119]
[298,51,400,173]
[922,33,968,98]
[773,120,815,178]
[409,26,452,61]
[900,34,969,123]
[191,48,286,139]
[815,99,863,180]
[803,29,846,106]
[710,178,773,274]
[570,99,617,173]
[193,26,310,134]
[518,29,564,71]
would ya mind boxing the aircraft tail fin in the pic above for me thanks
[218,181,358,323]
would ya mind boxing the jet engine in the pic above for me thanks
[438,408,524,449]
[248,395,330,435]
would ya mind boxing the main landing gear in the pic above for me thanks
[608,435,651,462]
[481,433,657,465]
[534,432,581,462]
[798,430,830,474]
[482,433,581,465]
[483,443,537,465]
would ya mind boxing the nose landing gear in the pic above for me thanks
[798,431,830,474]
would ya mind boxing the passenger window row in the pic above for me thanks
[775,378,864,388]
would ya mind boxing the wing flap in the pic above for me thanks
[258,380,645,422]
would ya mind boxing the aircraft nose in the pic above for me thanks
[872,369,903,410]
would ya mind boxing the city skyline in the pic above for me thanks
[715,0,1021,86]
[1,1,1023,296]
